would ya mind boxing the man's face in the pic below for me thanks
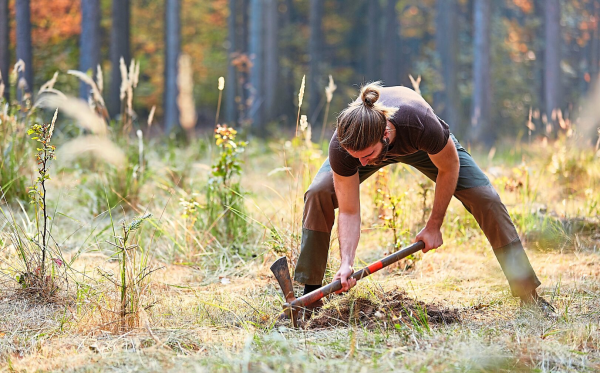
[346,137,390,167]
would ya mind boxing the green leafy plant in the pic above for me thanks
[179,192,203,254]
[374,171,410,249]
[0,110,68,300]
[372,169,421,270]
[206,124,248,243]
[98,212,157,332]
[27,110,58,276]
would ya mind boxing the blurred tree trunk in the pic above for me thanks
[470,0,493,146]
[366,0,381,81]
[264,0,278,124]
[434,0,459,132]
[591,1,600,84]
[15,0,33,100]
[381,0,400,86]
[279,0,296,128]
[308,0,323,125]
[248,0,264,131]
[108,0,130,118]
[225,0,237,125]
[241,0,249,60]
[79,0,101,100]
[457,0,473,138]
[234,0,249,127]
[533,0,545,124]
[544,0,561,135]
[0,0,9,101]
[164,0,181,133]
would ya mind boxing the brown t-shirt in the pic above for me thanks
[329,86,450,177]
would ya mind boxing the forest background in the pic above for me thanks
[2,0,599,145]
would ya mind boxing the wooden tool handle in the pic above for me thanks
[291,241,424,309]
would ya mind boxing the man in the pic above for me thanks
[294,82,555,315]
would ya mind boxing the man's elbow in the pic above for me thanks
[451,157,460,173]
[437,160,459,180]
[339,209,361,218]
[446,151,460,173]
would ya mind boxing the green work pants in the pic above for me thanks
[294,134,541,298]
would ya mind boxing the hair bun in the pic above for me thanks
[361,85,380,108]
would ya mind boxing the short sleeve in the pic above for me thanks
[415,108,450,154]
[328,132,361,177]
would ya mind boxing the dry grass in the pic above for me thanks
[0,132,599,372]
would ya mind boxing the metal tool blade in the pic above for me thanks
[270,257,296,304]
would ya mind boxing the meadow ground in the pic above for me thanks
[1,131,599,372]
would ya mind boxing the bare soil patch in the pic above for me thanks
[305,288,460,329]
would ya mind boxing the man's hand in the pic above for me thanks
[415,225,443,253]
[333,264,357,294]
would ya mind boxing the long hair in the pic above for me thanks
[336,82,397,151]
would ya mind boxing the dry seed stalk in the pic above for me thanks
[148,105,156,128]
[133,60,140,88]
[409,74,421,96]
[295,75,305,137]
[320,75,336,142]
[118,57,137,134]
[128,59,136,87]
[38,71,59,95]
[0,70,4,98]
[13,59,25,75]
[119,57,128,102]
[97,64,104,93]
[67,70,107,108]
[215,76,225,127]
[527,107,535,145]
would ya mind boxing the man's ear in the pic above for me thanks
[385,120,393,134]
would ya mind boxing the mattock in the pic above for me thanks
[270,241,425,327]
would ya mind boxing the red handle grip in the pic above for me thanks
[290,241,424,310]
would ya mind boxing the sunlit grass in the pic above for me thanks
[1,130,598,371]
[0,62,599,371]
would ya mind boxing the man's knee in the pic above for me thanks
[478,186,503,207]
[302,173,338,232]
[304,185,326,204]
[304,174,336,207]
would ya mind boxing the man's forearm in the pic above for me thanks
[428,170,459,229]
[338,212,361,266]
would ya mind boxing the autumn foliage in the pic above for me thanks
[9,0,81,45]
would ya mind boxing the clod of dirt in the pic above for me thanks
[305,288,460,329]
